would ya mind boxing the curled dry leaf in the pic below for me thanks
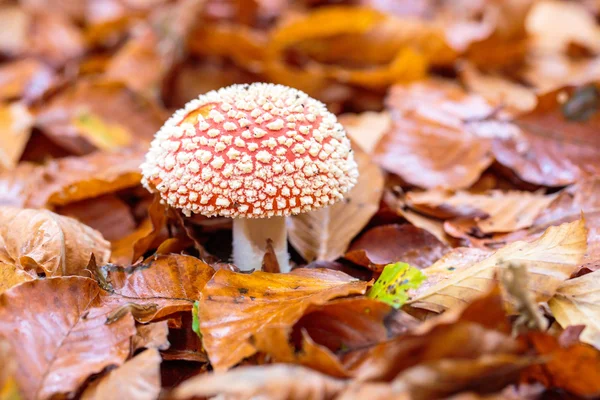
[374,80,496,190]
[549,269,600,349]
[391,354,534,400]
[407,219,587,314]
[345,224,450,270]
[338,111,392,155]
[493,84,600,187]
[0,260,34,293]
[81,348,162,400]
[0,277,136,400]
[172,364,348,400]
[198,268,368,371]
[288,144,384,262]
[405,189,557,233]
[0,102,33,171]
[106,254,215,322]
[0,207,110,277]
[35,79,165,155]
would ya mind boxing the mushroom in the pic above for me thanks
[141,83,358,272]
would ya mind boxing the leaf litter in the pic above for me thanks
[1,1,600,399]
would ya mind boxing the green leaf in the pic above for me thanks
[368,262,426,309]
[192,301,201,339]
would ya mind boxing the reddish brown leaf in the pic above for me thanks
[28,11,85,67]
[0,58,55,102]
[35,79,166,155]
[199,268,368,371]
[0,207,110,277]
[81,348,162,400]
[0,277,136,400]
[107,254,215,321]
[172,364,348,400]
[374,80,496,190]
[345,224,450,271]
[493,84,600,186]
[521,332,600,397]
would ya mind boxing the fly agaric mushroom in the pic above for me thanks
[141,83,358,272]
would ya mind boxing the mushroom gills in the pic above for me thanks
[232,216,290,272]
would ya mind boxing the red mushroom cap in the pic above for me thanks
[141,83,358,218]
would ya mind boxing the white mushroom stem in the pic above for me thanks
[232,216,290,273]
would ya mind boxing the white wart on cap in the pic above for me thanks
[141,83,359,218]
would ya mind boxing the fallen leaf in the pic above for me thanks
[56,194,136,242]
[199,268,368,371]
[0,207,111,277]
[172,364,348,400]
[132,321,170,352]
[110,195,167,264]
[408,219,586,314]
[106,254,215,321]
[288,144,384,262]
[521,331,600,397]
[81,349,162,400]
[392,354,534,400]
[0,339,22,400]
[28,11,85,67]
[345,224,450,270]
[0,102,34,171]
[0,58,55,102]
[0,6,29,56]
[405,189,557,233]
[374,80,497,189]
[0,277,136,400]
[493,84,600,186]
[0,260,34,293]
[339,111,392,155]
[549,269,600,349]
[368,262,426,309]
[35,79,165,155]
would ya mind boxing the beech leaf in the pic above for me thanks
[288,144,384,262]
[408,219,587,314]
[368,262,426,309]
[549,269,600,349]
[0,207,111,277]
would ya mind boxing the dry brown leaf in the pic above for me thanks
[35,79,165,155]
[405,189,557,233]
[549,270,600,349]
[0,207,110,277]
[391,354,534,400]
[81,348,162,400]
[374,80,497,189]
[132,321,170,352]
[0,6,29,56]
[106,254,215,322]
[408,219,587,314]
[0,260,35,293]
[0,102,33,171]
[0,58,55,102]
[344,224,450,271]
[28,11,85,67]
[0,276,136,400]
[493,84,600,186]
[288,144,384,262]
[199,268,368,371]
[521,53,600,93]
[172,364,348,400]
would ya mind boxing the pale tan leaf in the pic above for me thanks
[81,349,162,400]
[408,219,587,313]
[0,103,33,171]
[406,189,557,233]
[0,207,111,277]
[288,145,384,262]
[172,364,348,400]
[549,269,600,349]
[338,111,392,155]
[132,321,170,352]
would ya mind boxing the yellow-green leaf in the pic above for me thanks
[368,262,426,309]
